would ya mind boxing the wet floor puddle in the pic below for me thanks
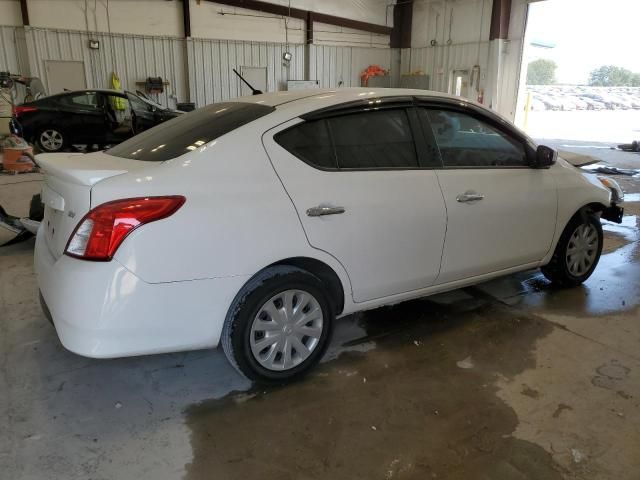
[184,298,564,480]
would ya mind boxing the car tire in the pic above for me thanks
[36,127,67,152]
[221,265,334,383]
[541,211,603,287]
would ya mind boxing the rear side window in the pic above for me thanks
[423,109,526,168]
[274,119,336,169]
[107,102,275,161]
[275,108,418,170]
[59,92,99,110]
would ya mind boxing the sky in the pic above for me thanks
[526,0,640,85]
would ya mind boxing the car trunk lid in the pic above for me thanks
[37,151,148,260]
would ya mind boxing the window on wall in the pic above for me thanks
[423,109,527,168]
[276,108,419,170]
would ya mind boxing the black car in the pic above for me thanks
[14,89,182,152]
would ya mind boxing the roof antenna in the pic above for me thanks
[232,68,262,95]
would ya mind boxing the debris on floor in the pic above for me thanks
[582,164,640,176]
[456,356,474,369]
[618,140,639,152]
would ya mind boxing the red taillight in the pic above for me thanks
[65,196,186,261]
[13,105,38,116]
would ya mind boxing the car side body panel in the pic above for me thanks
[34,88,616,359]
[434,167,558,284]
[263,118,448,303]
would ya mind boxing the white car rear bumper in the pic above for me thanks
[34,230,250,358]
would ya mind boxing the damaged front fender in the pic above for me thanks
[601,204,624,224]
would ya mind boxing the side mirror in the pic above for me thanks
[533,145,557,168]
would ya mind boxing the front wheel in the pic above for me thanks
[221,266,334,383]
[541,212,603,287]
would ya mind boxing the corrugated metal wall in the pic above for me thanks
[1,24,523,118]
[309,45,391,88]
[186,42,392,104]
[2,25,396,107]
[24,28,187,108]
[0,26,24,73]
[402,42,490,93]
[402,39,524,119]
[187,38,305,105]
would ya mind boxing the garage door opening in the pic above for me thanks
[515,0,640,147]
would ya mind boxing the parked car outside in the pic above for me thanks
[568,96,588,110]
[34,88,625,383]
[530,99,547,111]
[536,94,563,110]
[14,89,181,152]
[582,98,606,110]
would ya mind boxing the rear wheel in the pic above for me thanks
[221,266,334,383]
[37,128,66,152]
[541,212,603,287]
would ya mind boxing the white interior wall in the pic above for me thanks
[0,0,22,27]
[412,0,492,48]
[408,0,528,120]
[0,25,22,72]
[191,1,391,44]
[14,0,392,43]
[288,0,391,26]
[312,22,389,48]
[187,38,305,105]
[309,44,392,87]
[408,0,492,95]
[26,0,184,37]
[190,2,305,43]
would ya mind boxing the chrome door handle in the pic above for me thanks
[456,192,485,203]
[306,206,346,217]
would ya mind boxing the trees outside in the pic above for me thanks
[526,59,557,85]
[589,65,640,87]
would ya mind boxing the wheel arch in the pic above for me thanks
[267,257,346,315]
[542,201,608,265]
[581,202,608,216]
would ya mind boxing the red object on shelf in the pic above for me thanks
[360,65,388,87]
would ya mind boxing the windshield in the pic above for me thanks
[106,102,275,161]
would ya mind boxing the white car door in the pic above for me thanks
[417,107,558,284]
[263,105,447,303]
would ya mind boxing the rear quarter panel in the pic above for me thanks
[92,119,352,297]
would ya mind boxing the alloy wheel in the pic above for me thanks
[249,289,324,371]
[40,129,64,151]
[565,223,598,276]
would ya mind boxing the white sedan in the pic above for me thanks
[34,88,624,382]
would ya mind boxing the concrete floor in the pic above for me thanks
[1,145,639,480]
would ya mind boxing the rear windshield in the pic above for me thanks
[106,102,275,161]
